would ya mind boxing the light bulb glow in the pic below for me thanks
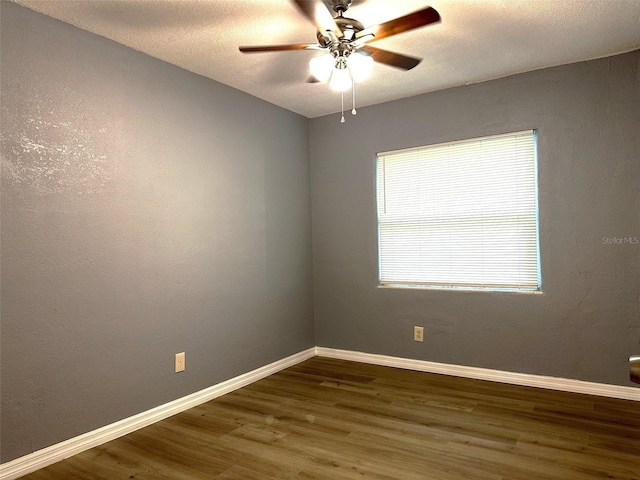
[348,52,374,82]
[329,66,352,91]
[309,53,334,82]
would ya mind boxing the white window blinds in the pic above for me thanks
[377,130,540,291]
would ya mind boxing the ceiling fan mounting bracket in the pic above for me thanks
[329,0,353,14]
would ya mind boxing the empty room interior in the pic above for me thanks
[1,0,640,478]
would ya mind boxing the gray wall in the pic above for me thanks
[310,50,640,387]
[0,2,314,463]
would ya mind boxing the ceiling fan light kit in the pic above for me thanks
[239,0,441,123]
[315,50,373,79]
[310,51,373,90]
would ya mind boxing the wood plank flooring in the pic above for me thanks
[21,357,640,479]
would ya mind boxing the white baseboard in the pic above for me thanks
[315,347,640,402]
[3,346,638,480]
[0,348,316,480]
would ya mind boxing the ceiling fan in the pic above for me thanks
[239,0,440,121]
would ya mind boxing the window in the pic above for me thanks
[376,130,540,292]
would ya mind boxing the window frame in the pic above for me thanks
[375,130,542,293]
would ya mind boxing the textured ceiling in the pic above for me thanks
[14,0,640,118]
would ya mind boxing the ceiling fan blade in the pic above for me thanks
[239,43,317,53]
[292,0,343,38]
[360,45,422,71]
[357,6,440,43]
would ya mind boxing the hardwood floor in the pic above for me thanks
[22,357,640,479]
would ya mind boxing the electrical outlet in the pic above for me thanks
[414,326,424,342]
[175,352,186,373]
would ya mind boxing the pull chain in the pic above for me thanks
[340,89,345,123]
[351,77,357,115]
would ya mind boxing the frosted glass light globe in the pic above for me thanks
[349,52,374,82]
[329,67,352,91]
[309,54,334,82]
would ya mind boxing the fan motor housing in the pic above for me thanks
[316,16,364,47]
[335,16,364,33]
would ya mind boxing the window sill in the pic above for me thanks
[378,284,543,294]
